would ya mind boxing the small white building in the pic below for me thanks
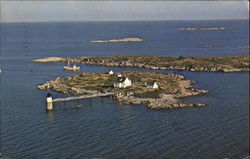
[146,82,159,89]
[114,77,132,88]
[109,70,114,74]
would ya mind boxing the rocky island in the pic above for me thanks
[199,45,216,48]
[38,71,208,110]
[178,26,227,30]
[242,45,250,49]
[33,55,249,72]
[90,38,145,43]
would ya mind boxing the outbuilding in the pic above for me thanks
[146,82,159,89]
[108,70,114,74]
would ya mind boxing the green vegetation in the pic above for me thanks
[65,73,117,91]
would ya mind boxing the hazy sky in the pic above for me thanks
[0,1,249,23]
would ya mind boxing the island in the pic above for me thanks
[90,38,145,43]
[199,45,216,48]
[33,55,250,72]
[241,45,250,49]
[37,71,208,109]
[178,26,227,30]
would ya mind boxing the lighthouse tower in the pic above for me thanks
[46,93,53,111]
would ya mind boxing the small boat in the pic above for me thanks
[64,62,80,71]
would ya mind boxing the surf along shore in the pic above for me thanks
[33,55,249,72]
[37,71,208,110]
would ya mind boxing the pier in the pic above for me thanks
[46,92,114,111]
[52,92,114,102]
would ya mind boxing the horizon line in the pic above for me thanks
[1,18,249,24]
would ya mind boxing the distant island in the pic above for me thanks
[37,71,208,109]
[199,45,216,48]
[241,45,250,49]
[33,55,249,72]
[178,26,227,30]
[90,38,145,43]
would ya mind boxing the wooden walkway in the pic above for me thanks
[52,92,114,103]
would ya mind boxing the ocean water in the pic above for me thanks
[0,20,249,159]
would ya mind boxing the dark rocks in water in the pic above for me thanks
[71,105,86,109]
[148,102,206,110]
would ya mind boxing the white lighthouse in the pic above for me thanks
[46,93,53,111]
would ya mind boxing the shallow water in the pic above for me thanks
[0,20,249,159]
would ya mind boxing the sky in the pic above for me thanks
[0,1,249,23]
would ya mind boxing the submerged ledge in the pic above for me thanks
[33,55,250,72]
[90,38,145,43]
[37,71,208,110]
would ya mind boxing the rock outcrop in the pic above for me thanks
[33,57,65,63]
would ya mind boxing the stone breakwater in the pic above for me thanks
[37,74,208,110]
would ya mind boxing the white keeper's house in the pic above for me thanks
[114,77,132,88]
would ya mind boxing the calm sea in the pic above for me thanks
[0,20,249,159]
